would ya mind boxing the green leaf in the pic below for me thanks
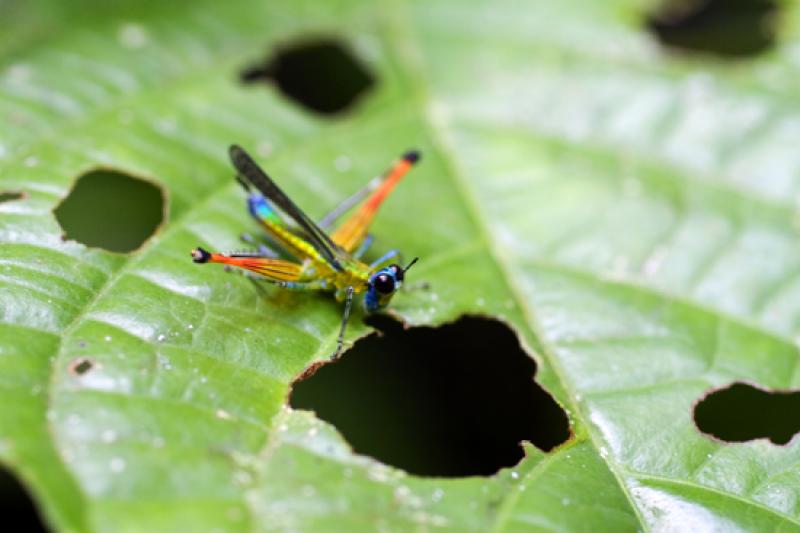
[2,0,800,531]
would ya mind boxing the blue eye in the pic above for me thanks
[374,273,395,294]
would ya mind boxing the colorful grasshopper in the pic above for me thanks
[191,145,420,359]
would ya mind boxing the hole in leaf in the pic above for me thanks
[54,169,164,253]
[695,382,800,444]
[0,191,24,204]
[68,357,94,376]
[241,39,374,115]
[290,316,570,477]
[647,0,778,57]
[0,467,48,533]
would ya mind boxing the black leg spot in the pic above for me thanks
[290,316,571,477]
[54,170,164,253]
[0,467,48,533]
[695,382,800,444]
[647,0,778,58]
[241,39,374,115]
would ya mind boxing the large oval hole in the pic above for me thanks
[290,316,570,477]
[54,169,164,253]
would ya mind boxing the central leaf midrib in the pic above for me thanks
[424,105,654,533]
[380,2,651,530]
[382,1,800,530]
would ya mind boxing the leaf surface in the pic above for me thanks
[2,0,800,531]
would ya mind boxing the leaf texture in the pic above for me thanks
[2,0,800,531]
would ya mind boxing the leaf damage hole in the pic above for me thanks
[694,382,800,444]
[0,467,47,533]
[647,0,778,57]
[68,357,94,376]
[290,316,570,477]
[54,169,164,253]
[241,38,374,115]
[0,190,25,204]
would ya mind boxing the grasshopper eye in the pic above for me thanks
[374,273,395,294]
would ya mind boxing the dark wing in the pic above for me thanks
[229,145,344,271]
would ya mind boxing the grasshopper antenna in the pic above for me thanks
[402,257,419,274]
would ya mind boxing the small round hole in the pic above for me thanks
[68,357,95,376]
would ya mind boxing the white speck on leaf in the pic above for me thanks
[227,507,244,522]
[110,457,126,473]
[622,177,642,197]
[6,63,32,83]
[118,23,149,49]
[334,155,352,172]
[256,141,273,158]
[118,109,133,125]
[233,470,252,485]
